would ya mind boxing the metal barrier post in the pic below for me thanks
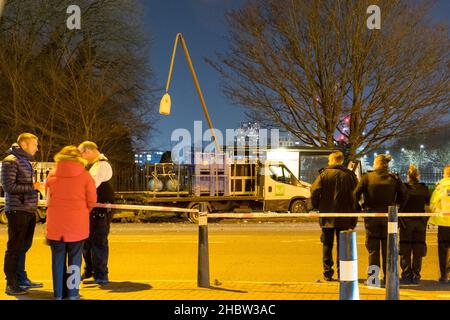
[197,203,210,288]
[339,230,360,300]
[386,205,400,300]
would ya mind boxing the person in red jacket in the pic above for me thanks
[45,146,97,300]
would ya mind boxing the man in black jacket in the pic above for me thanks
[2,133,43,295]
[311,151,358,281]
[354,154,407,285]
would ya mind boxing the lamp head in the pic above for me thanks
[159,93,171,115]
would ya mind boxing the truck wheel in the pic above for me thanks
[0,209,7,225]
[290,199,307,213]
[187,203,210,224]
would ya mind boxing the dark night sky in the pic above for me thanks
[143,0,450,151]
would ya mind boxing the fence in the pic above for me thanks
[397,172,443,185]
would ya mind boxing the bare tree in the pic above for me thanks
[0,0,156,163]
[207,0,450,160]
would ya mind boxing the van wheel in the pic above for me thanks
[290,199,307,213]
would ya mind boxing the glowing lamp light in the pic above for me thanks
[159,93,171,115]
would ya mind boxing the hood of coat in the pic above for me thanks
[55,159,87,178]
[373,168,390,176]
[437,177,450,187]
[7,143,34,161]
[327,164,347,171]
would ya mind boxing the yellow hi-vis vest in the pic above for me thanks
[429,177,450,227]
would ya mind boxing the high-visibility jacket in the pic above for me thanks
[429,177,450,227]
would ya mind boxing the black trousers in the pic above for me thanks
[321,228,345,278]
[399,218,427,280]
[364,218,387,279]
[437,226,450,279]
[83,208,112,280]
[3,211,36,286]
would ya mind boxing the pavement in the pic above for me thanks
[0,221,448,300]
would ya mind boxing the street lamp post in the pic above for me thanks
[160,33,222,153]
[0,0,6,18]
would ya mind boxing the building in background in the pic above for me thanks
[278,131,302,147]
[134,150,165,165]
[234,121,260,147]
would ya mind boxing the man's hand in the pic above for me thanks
[33,181,41,191]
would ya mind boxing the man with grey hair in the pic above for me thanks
[78,141,114,285]
[311,151,358,281]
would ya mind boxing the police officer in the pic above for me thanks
[311,151,358,281]
[429,164,450,284]
[78,141,115,285]
[399,165,430,284]
[354,154,407,284]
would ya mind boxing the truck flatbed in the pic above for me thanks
[115,192,261,203]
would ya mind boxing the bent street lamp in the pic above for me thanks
[160,33,222,153]
[0,0,6,18]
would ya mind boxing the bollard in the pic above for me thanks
[386,205,400,300]
[339,230,360,300]
[197,203,210,288]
